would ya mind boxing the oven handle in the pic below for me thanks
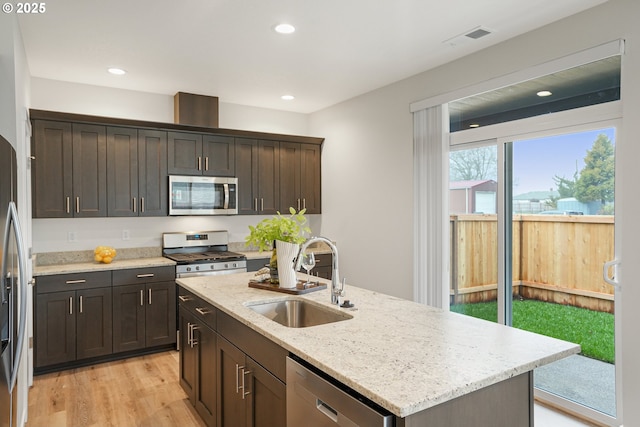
[223,183,229,210]
[176,267,247,278]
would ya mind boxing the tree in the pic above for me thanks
[553,170,579,199]
[449,146,497,181]
[574,134,615,204]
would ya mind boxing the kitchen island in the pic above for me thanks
[177,272,580,425]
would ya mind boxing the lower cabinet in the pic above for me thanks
[178,286,286,427]
[112,266,177,352]
[35,271,113,368]
[34,266,176,373]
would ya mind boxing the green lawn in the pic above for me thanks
[450,299,615,363]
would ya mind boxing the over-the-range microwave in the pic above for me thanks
[169,175,238,215]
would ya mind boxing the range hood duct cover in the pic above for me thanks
[174,92,219,128]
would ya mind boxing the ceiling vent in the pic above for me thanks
[443,26,493,47]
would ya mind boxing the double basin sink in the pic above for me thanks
[246,298,352,328]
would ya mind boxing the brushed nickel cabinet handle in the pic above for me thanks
[75,197,80,213]
[79,295,83,313]
[195,307,211,315]
[69,297,73,315]
[140,289,144,306]
[297,198,300,211]
[136,274,154,278]
[198,156,202,171]
[148,288,152,305]
[303,198,306,210]
[205,157,209,171]
[235,364,242,394]
[254,198,258,211]
[242,369,251,399]
[65,279,86,284]
[178,295,192,302]
[190,324,199,347]
[66,197,70,213]
[141,197,145,213]
[261,198,264,211]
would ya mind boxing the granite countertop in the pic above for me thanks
[176,272,580,418]
[33,257,176,276]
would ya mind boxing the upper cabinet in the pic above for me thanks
[30,110,323,218]
[107,128,168,217]
[32,120,107,218]
[279,142,321,214]
[168,132,235,176]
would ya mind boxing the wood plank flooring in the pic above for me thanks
[26,351,206,427]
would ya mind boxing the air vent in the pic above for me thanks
[443,26,494,47]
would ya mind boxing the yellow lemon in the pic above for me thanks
[94,254,103,262]
[102,256,113,264]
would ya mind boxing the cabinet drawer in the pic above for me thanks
[314,253,332,268]
[218,310,287,382]
[178,286,216,330]
[112,266,175,286]
[36,271,111,293]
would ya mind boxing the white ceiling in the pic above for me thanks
[17,0,607,114]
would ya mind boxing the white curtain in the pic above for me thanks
[413,105,450,308]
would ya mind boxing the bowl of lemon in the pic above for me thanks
[94,246,117,264]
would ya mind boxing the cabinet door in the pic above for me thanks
[138,129,168,216]
[235,138,258,215]
[217,336,248,427]
[180,309,197,404]
[256,140,280,215]
[246,356,286,427]
[168,131,203,175]
[76,287,113,360]
[203,135,235,176]
[299,143,321,214]
[72,123,107,217]
[279,142,300,213]
[106,127,139,217]
[195,324,217,427]
[32,120,73,218]
[35,291,76,367]
[145,281,176,347]
[112,284,146,353]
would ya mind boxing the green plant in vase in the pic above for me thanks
[245,207,311,283]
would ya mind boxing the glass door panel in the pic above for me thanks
[510,128,617,419]
[449,144,498,323]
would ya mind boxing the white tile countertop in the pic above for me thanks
[176,272,580,418]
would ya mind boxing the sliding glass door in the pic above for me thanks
[449,124,621,425]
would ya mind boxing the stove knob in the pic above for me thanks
[186,267,191,272]
[195,266,200,271]
[211,265,215,270]
[224,263,229,268]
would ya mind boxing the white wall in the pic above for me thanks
[309,0,640,424]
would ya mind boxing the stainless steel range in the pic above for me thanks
[163,230,247,277]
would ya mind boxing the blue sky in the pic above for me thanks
[512,127,616,196]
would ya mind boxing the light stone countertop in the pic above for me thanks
[176,272,580,418]
[33,257,176,276]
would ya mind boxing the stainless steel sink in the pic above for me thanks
[246,298,353,328]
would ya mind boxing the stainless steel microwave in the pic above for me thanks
[169,175,238,215]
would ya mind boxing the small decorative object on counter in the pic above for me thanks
[245,207,311,286]
[94,246,117,264]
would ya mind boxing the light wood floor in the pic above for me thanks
[26,351,206,427]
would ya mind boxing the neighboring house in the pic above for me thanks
[513,190,559,214]
[450,180,497,214]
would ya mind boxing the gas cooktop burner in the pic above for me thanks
[164,250,244,264]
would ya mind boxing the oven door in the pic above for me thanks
[169,176,238,215]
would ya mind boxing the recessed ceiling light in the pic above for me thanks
[537,90,552,97]
[281,95,295,101]
[108,67,126,75]
[274,23,295,34]
[469,123,480,128]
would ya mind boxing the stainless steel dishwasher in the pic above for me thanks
[286,356,394,426]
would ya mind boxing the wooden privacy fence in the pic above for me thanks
[450,214,615,313]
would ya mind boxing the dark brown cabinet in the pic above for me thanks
[179,289,218,427]
[35,271,112,369]
[107,128,168,217]
[279,142,321,214]
[235,139,280,215]
[169,132,235,176]
[178,287,286,427]
[32,120,107,218]
[112,266,176,352]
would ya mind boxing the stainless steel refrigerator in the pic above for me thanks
[0,134,27,427]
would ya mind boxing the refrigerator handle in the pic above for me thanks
[2,202,28,392]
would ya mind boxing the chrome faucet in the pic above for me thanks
[295,236,343,305]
